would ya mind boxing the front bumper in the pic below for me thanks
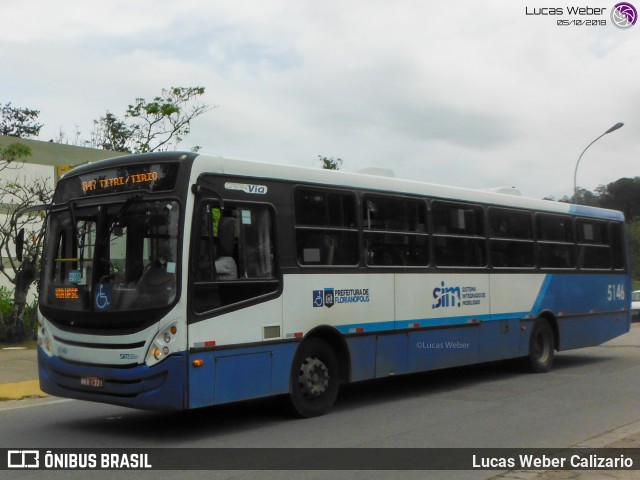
[38,347,187,410]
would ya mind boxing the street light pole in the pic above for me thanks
[573,122,624,203]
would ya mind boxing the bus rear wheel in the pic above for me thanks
[526,318,555,373]
[288,338,340,418]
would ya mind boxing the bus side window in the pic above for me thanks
[537,214,575,270]
[432,201,486,268]
[193,205,238,281]
[610,222,625,270]
[215,217,238,280]
[362,194,429,267]
[488,208,535,268]
[191,203,278,314]
[294,187,359,266]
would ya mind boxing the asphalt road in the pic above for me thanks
[2,324,639,480]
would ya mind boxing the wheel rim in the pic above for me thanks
[298,356,330,398]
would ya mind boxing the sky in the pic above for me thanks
[1,0,639,199]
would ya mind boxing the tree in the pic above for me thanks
[558,188,601,207]
[0,103,48,342]
[629,219,640,281]
[319,155,343,170]
[0,102,43,138]
[92,86,213,153]
[0,142,31,172]
[595,177,640,222]
[1,102,42,173]
[0,176,52,341]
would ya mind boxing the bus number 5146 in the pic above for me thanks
[608,284,626,302]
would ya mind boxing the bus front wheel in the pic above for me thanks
[526,318,555,373]
[288,338,340,417]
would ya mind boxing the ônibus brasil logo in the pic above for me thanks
[611,2,637,28]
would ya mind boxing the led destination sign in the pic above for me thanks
[58,163,179,201]
[82,171,160,193]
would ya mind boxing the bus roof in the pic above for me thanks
[59,151,625,222]
[191,153,625,222]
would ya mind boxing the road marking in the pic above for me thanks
[0,397,73,411]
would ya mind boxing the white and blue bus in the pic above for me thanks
[34,152,630,416]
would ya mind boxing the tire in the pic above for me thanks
[288,338,340,418]
[526,318,555,373]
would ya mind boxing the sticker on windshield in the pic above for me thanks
[68,270,82,284]
[95,283,113,311]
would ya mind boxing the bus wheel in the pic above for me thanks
[526,318,555,373]
[289,338,340,418]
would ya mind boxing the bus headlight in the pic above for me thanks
[37,322,53,357]
[146,322,178,366]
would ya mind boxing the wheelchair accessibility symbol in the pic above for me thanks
[312,288,334,308]
[95,283,113,310]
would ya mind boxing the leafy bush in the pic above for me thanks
[0,287,38,343]
[0,286,13,342]
[23,297,39,340]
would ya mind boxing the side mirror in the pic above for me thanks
[15,228,25,262]
[12,203,51,264]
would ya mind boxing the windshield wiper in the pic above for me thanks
[68,201,80,244]
[107,195,142,238]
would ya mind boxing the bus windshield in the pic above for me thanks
[41,199,180,317]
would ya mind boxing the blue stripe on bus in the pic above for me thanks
[336,313,530,334]
[569,204,625,221]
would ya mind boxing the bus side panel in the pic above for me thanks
[408,327,478,371]
[188,343,298,409]
[557,313,629,351]
[188,350,215,408]
[477,318,521,363]
[375,334,408,377]
[487,274,547,361]
[214,352,272,404]
[346,336,377,382]
[282,273,395,336]
[395,273,490,328]
[536,274,630,350]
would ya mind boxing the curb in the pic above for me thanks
[0,380,47,401]
[491,420,640,479]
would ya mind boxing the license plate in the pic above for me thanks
[80,376,104,388]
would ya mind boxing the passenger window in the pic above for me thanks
[295,188,359,266]
[363,195,429,266]
[537,214,575,269]
[432,201,486,267]
[577,219,611,270]
[489,208,535,268]
[610,222,625,270]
